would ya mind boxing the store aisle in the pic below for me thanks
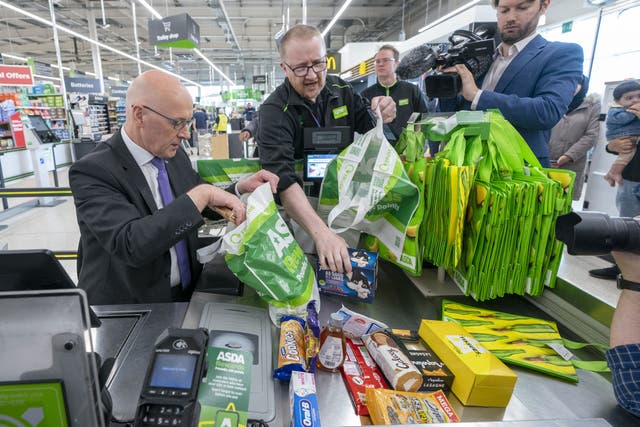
[0,166,79,282]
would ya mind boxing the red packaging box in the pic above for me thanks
[340,337,389,416]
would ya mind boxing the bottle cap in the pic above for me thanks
[329,312,343,327]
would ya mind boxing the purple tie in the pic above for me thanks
[151,157,191,289]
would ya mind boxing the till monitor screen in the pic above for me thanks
[149,353,198,389]
[305,153,337,181]
[0,381,70,427]
[28,114,51,132]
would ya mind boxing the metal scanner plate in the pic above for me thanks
[198,302,275,422]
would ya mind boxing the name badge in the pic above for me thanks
[332,105,349,119]
[398,98,409,106]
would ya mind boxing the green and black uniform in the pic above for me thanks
[361,79,428,139]
[257,75,374,193]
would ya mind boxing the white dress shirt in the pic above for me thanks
[121,128,181,287]
[471,32,539,110]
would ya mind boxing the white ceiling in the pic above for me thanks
[0,0,476,87]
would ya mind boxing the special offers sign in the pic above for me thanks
[149,13,200,49]
[0,65,34,86]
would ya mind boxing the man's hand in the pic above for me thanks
[239,130,252,142]
[443,64,479,102]
[236,169,279,194]
[371,96,397,124]
[187,184,246,225]
[315,230,352,274]
[552,155,572,168]
[608,136,635,154]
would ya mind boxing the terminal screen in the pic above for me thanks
[28,114,51,132]
[149,353,198,389]
[305,153,337,179]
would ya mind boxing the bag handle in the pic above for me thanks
[326,107,384,232]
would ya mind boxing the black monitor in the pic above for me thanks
[0,249,101,327]
[28,115,59,143]
[303,126,351,151]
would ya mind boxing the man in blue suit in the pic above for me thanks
[441,0,583,167]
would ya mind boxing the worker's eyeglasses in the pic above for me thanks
[283,59,328,77]
[141,105,192,130]
[375,58,396,65]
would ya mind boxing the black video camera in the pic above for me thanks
[555,211,640,255]
[425,27,495,99]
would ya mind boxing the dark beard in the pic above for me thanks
[500,15,540,45]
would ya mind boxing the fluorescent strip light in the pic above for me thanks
[321,0,354,37]
[194,49,236,86]
[108,76,121,81]
[1,53,27,61]
[137,0,162,20]
[0,1,201,88]
[34,74,61,81]
[418,0,482,33]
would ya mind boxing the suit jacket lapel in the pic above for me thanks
[108,133,159,213]
[495,35,547,93]
[165,149,192,197]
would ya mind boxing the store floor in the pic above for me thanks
[0,166,622,309]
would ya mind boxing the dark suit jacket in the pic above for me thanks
[69,131,209,305]
[441,35,584,162]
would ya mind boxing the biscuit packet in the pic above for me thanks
[366,388,460,424]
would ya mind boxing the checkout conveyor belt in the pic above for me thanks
[95,259,636,426]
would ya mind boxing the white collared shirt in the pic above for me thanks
[121,128,181,287]
[471,32,539,109]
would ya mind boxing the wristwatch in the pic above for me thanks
[616,274,640,292]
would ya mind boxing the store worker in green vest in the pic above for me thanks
[361,44,429,141]
[257,24,396,274]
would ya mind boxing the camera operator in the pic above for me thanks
[439,0,583,167]
[607,249,640,417]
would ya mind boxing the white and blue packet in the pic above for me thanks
[289,371,321,427]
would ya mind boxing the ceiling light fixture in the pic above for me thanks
[1,53,27,61]
[0,0,201,87]
[321,0,354,37]
[194,49,235,86]
[418,0,482,33]
[137,0,162,19]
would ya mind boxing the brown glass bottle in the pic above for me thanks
[316,312,346,372]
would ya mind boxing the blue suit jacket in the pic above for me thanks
[441,35,584,162]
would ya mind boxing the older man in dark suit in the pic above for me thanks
[70,70,277,305]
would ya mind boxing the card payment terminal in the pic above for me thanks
[134,328,209,427]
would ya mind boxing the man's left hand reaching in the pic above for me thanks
[371,96,397,124]
[236,169,279,194]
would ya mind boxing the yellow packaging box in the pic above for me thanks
[418,320,517,407]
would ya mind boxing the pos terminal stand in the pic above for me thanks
[23,115,64,207]
[302,126,350,195]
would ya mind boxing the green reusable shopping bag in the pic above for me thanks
[197,158,304,188]
[422,128,475,269]
[317,110,420,261]
[221,183,316,312]
[197,158,261,188]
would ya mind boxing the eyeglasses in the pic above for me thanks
[141,105,192,130]
[283,59,328,77]
[375,58,396,65]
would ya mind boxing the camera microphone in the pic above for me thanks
[396,44,438,80]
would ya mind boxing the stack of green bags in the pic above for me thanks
[423,111,575,301]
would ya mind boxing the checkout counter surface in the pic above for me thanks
[97,260,636,426]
